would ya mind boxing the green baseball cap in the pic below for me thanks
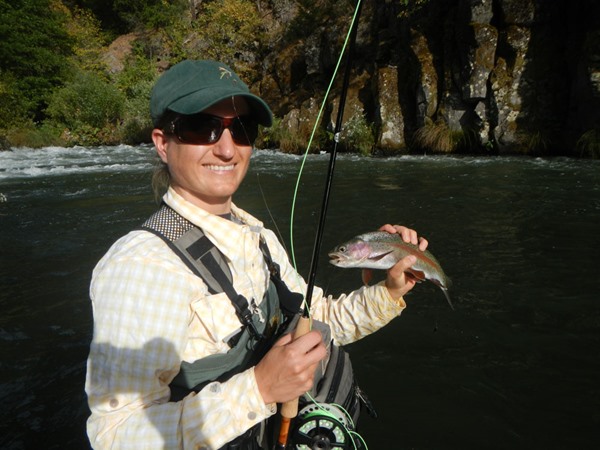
[150,60,273,127]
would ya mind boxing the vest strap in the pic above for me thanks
[140,204,265,340]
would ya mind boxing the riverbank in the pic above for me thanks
[2,133,599,159]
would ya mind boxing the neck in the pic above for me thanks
[171,186,232,215]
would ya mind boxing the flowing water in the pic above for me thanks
[1,145,599,449]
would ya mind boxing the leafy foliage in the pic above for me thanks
[284,0,353,42]
[398,0,431,18]
[0,0,73,122]
[189,0,263,79]
[577,128,600,158]
[60,2,110,73]
[112,0,188,30]
[342,114,375,156]
[46,70,125,144]
[114,45,160,143]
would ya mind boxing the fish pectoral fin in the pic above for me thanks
[407,268,426,282]
[361,269,373,286]
[369,250,394,262]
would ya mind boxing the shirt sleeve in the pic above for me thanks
[261,230,406,346]
[85,232,275,449]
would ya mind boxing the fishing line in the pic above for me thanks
[301,391,369,450]
[288,0,363,296]
[255,173,289,254]
[276,2,368,449]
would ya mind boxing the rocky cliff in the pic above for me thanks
[253,0,600,155]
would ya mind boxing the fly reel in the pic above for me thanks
[290,403,354,450]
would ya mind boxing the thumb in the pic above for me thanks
[389,254,417,277]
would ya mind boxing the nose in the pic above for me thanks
[212,128,236,159]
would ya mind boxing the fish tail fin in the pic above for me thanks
[441,288,454,310]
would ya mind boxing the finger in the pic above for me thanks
[418,236,428,251]
[378,223,396,233]
[389,225,417,245]
[410,230,419,245]
[379,224,421,246]
[389,254,417,277]
[285,333,327,369]
[289,330,323,353]
[273,332,294,348]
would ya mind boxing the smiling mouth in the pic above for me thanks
[205,164,235,172]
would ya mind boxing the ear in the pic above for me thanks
[152,129,169,164]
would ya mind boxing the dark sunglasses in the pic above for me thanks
[166,113,259,146]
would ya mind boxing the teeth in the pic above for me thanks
[206,164,234,171]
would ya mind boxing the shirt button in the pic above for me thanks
[209,383,221,393]
[248,411,257,421]
[109,398,119,408]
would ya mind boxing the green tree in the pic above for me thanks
[114,44,161,143]
[70,0,129,34]
[191,0,264,78]
[0,0,73,123]
[113,0,188,30]
[46,70,125,144]
[60,2,110,74]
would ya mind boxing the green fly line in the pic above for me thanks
[289,0,363,296]
[303,391,369,450]
[285,2,369,447]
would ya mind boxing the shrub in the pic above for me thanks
[413,119,464,153]
[259,116,306,153]
[0,0,73,122]
[341,114,375,156]
[577,128,600,159]
[190,0,264,80]
[112,0,188,30]
[46,70,125,145]
[5,121,64,148]
[114,50,159,143]
[258,115,328,154]
[519,130,553,155]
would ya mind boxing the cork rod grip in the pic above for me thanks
[276,316,312,448]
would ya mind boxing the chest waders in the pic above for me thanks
[141,205,372,449]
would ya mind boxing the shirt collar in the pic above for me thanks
[162,187,265,257]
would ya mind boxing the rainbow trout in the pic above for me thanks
[329,231,453,309]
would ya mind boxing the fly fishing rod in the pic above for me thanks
[276,1,364,448]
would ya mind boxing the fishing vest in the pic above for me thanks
[140,204,369,449]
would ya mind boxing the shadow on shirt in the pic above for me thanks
[86,337,207,447]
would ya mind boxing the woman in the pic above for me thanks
[85,59,427,449]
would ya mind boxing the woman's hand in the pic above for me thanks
[254,330,326,405]
[379,224,428,300]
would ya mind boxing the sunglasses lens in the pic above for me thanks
[231,117,258,146]
[176,116,222,145]
[173,114,259,146]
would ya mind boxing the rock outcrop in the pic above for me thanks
[257,0,600,155]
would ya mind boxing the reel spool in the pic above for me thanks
[290,403,354,449]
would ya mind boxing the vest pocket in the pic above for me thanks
[184,292,242,361]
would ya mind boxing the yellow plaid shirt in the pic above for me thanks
[85,187,406,449]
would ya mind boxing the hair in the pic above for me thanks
[151,158,170,203]
[151,109,180,203]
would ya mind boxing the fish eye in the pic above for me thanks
[339,246,346,252]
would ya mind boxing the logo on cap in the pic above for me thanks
[219,67,233,79]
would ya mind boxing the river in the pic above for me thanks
[1,145,599,449]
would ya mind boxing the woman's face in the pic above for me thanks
[152,98,253,214]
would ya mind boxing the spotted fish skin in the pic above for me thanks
[329,231,453,309]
